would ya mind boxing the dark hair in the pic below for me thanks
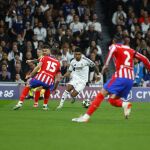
[42,45,50,49]
[75,47,82,53]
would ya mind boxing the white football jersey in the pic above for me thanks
[69,56,95,82]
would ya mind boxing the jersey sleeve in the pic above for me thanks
[83,57,95,67]
[104,44,116,65]
[135,52,150,71]
[68,61,73,72]
[39,56,45,63]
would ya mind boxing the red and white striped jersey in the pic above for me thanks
[105,44,136,80]
[34,56,61,85]
[104,44,150,80]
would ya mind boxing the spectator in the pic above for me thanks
[33,21,47,41]
[133,58,144,86]
[62,0,75,16]
[92,13,102,33]
[11,15,25,40]
[26,0,39,15]
[82,24,101,48]
[61,29,73,45]
[112,4,127,25]
[82,14,92,31]
[15,73,24,84]
[66,9,76,24]
[86,40,102,57]
[11,62,24,81]
[8,43,23,61]
[0,63,11,79]
[70,15,83,36]
[141,17,150,36]
[40,0,50,13]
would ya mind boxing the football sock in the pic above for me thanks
[43,89,50,105]
[34,90,41,103]
[19,86,30,102]
[86,92,104,116]
[108,98,123,107]
[59,90,69,105]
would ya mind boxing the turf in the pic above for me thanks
[0,100,150,150]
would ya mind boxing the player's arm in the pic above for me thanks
[26,59,39,64]
[62,71,71,79]
[61,62,73,79]
[135,52,150,71]
[84,56,101,80]
[101,44,116,75]
[53,72,61,91]
[26,62,42,79]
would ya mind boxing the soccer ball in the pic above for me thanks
[82,99,91,108]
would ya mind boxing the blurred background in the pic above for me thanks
[0,0,149,87]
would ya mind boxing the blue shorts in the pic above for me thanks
[103,77,133,99]
[29,78,54,91]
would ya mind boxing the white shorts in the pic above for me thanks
[68,78,86,93]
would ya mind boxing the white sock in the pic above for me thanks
[60,90,69,105]
[43,104,47,107]
[83,114,90,120]
[122,102,128,108]
[18,101,23,105]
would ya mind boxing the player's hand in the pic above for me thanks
[26,60,32,63]
[25,74,31,79]
[95,75,101,82]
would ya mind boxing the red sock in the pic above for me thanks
[20,86,30,102]
[86,93,104,116]
[34,90,41,103]
[43,89,50,105]
[108,98,123,107]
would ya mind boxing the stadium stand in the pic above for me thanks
[0,0,149,87]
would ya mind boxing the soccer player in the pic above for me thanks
[13,45,61,110]
[56,47,100,109]
[72,37,150,122]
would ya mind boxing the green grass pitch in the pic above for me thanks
[0,100,150,150]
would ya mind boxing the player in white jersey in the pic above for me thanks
[57,47,100,109]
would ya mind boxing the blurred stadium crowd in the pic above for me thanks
[0,0,149,87]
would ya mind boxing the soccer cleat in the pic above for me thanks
[13,103,22,110]
[123,102,132,119]
[43,105,48,110]
[33,103,39,108]
[72,115,89,123]
[71,97,76,103]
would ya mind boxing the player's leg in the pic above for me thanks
[70,80,86,103]
[72,88,108,122]
[70,90,79,103]
[108,95,132,119]
[108,78,133,118]
[13,84,31,110]
[57,84,74,109]
[108,95,123,107]
[43,89,50,110]
[33,86,43,108]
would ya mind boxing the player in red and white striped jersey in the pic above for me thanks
[13,45,61,110]
[72,36,150,122]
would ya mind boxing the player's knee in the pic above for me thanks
[108,98,116,106]
[71,91,78,98]
[66,85,73,92]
